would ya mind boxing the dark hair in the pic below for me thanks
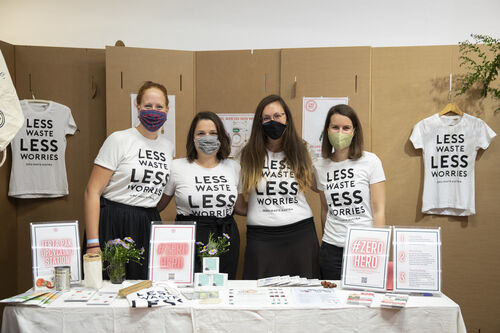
[240,95,313,192]
[186,111,231,162]
[137,81,169,106]
[321,104,364,159]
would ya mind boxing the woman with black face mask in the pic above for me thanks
[239,95,320,279]
[84,81,173,280]
[158,111,247,279]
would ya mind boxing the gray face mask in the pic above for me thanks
[196,135,220,155]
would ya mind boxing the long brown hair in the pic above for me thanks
[321,104,364,160]
[240,95,313,193]
[186,111,231,162]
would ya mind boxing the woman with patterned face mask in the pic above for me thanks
[83,81,174,279]
[314,104,386,280]
[239,94,320,279]
[158,111,246,279]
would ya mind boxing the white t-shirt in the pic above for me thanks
[314,152,386,247]
[410,113,495,216]
[164,158,240,218]
[95,127,174,208]
[246,150,313,227]
[9,100,77,198]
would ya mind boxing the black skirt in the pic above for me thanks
[83,197,160,280]
[176,214,240,280]
[243,217,320,280]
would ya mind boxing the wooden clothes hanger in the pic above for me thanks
[438,74,464,117]
[438,102,463,116]
[28,92,51,106]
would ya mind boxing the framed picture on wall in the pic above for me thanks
[30,221,81,290]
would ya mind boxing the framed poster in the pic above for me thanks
[302,97,349,156]
[149,222,196,286]
[342,226,391,291]
[217,113,254,157]
[30,221,81,290]
[393,227,441,294]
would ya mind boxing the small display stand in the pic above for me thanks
[148,221,196,286]
[341,226,391,292]
[194,257,228,289]
[392,227,442,295]
[30,221,81,291]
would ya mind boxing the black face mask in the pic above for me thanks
[262,120,286,140]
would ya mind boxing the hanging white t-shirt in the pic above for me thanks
[314,152,386,247]
[9,100,77,198]
[246,150,313,227]
[95,127,174,208]
[164,158,240,217]
[410,113,496,216]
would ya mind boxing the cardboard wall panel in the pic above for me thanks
[0,40,18,322]
[196,50,281,278]
[105,46,195,221]
[280,47,372,241]
[196,50,281,114]
[372,46,500,332]
[13,46,106,292]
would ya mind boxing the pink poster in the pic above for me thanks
[30,221,81,290]
[149,223,195,285]
[342,227,391,291]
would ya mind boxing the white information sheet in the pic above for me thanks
[148,223,196,286]
[217,113,254,157]
[292,288,342,307]
[130,94,176,156]
[342,226,391,291]
[393,228,441,294]
[302,97,349,156]
[30,221,81,290]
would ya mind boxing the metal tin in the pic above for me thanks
[54,266,71,291]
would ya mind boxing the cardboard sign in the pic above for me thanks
[393,227,441,294]
[342,226,391,291]
[148,223,196,285]
[30,221,81,290]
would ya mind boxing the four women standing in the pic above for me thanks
[85,83,386,280]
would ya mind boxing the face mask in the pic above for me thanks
[328,132,354,151]
[139,109,167,132]
[262,120,286,140]
[196,135,220,155]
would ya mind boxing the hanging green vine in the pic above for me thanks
[457,34,500,104]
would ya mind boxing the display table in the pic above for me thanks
[2,280,466,333]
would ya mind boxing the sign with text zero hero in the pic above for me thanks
[342,226,391,291]
[149,223,196,285]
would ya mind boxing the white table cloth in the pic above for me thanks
[1,280,466,333]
